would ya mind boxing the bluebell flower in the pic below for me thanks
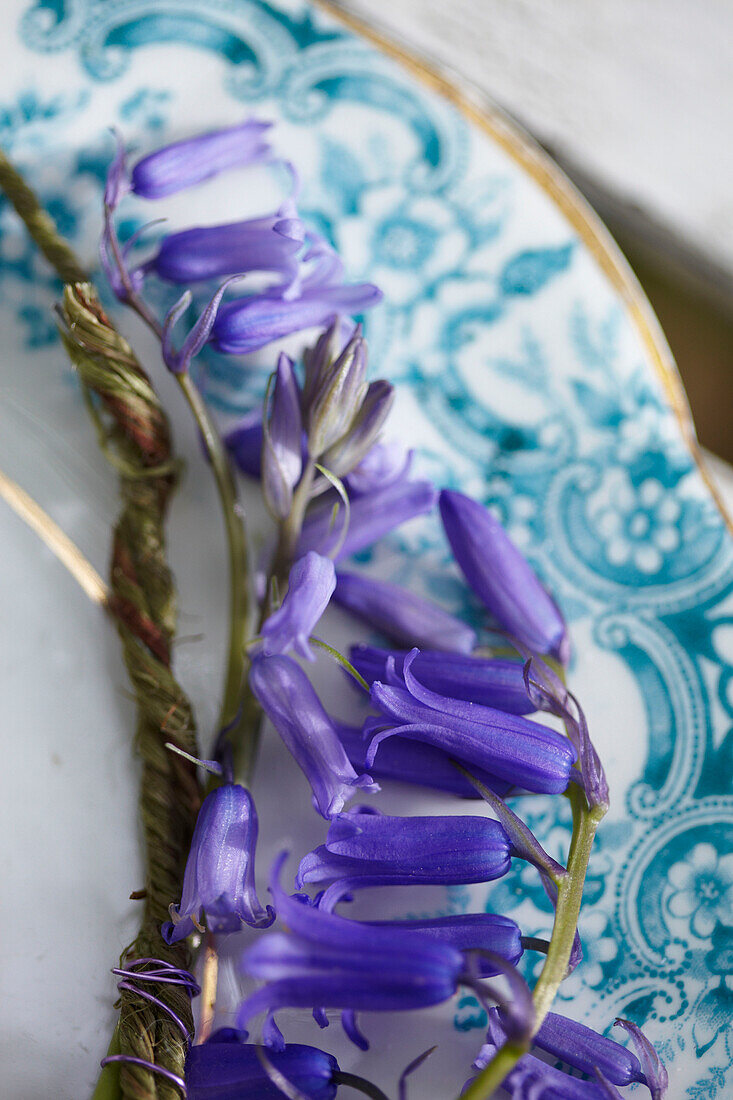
[439,489,570,664]
[261,552,335,661]
[162,784,274,944]
[296,810,512,909]
[262,353,302,519]
[527,1010,647,1086]
[248,655,378,817]
[211,236,381,356]
[186,1030,339,1100]
[298,479,437,561]
[333,572,476,653]
[130,119,273,199]
[365,650,576,795]
[140,211,303,286]
[224,413,309,481]
[349,644,533,713]
[334,720,513,799]
[238,853,465,1049]
[364,913,523,977]
[473,1009,664,1099]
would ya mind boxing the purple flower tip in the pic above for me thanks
[249,655,378,818]
[439,489,570,664]
[261,551,335,660]
[104,129,130,209]
[131,118,273,200]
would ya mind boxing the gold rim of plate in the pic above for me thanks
[316,0,733,537]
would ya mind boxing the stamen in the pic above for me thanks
[165,741,224,776]
[398,1046,437,1100]
[256,1043,312,1100]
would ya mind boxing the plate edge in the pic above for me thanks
[314,0,733,536]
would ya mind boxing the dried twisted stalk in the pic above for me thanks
[0,150,200,1099]
[61,285,201,1100]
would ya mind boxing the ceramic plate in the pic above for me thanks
[1,2,731,1097]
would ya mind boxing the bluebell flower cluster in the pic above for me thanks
[102,119,382,358]
[98,120,665,1098]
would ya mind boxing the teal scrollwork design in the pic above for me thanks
[617,801,733,969]
[11,0,733,1090]
[594,613,707,818]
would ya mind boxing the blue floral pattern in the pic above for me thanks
[7,0,733,1093]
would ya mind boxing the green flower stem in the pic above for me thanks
[175,372,253,784]
[460,785,606,1100]
[91,1028,121,1100]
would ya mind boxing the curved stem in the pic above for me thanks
[176,373,251,780]
[531,789,605,1020]
[91,1028,121,1100]
[332,1071,392,1100]
[460,785,606,1099]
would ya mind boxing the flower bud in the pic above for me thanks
[262,353,302,520]
[303,326,368,457]
[334,572,476,652]
[439,489,570,663]
[322,379,395,477]
[147,215,302,285]
[130,119,272,199]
